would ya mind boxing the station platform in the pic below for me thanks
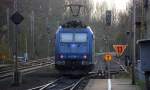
[84,79,140,90]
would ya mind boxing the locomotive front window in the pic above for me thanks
[61,33,73,42]
[75,33,87,42]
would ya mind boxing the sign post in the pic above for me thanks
[104,53,112,79]
[104,10,112,79]
[11,11,24,85]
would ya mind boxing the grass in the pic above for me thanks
[136,80,145,90]
[116,72,131,79]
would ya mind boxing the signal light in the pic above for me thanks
[83,55,87,59]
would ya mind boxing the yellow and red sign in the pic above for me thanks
[113,45,127,56]
[103,53,112,62]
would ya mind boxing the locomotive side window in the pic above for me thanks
[61,33,73,42]
[75,33,87,42]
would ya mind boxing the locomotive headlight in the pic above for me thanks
[71,44,76,48]
[60,55,64,59]
[83,55,87,59]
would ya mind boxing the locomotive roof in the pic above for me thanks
[61,20,87,28]
[57,26,94,35]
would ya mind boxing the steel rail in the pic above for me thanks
[70,76,86,90]
[0,57,54,80]
[28,77,63,90]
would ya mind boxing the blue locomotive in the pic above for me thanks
[55,20,95,75]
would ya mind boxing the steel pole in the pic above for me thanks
[25,35,28,62]
[108,62,110,79]
[132,0,136,85]
[6,8,11,55]
[13,25,20,86]
[30,11,35,59]
[12,0,20,86]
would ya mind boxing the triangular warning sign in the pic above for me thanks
[113,45,127,56]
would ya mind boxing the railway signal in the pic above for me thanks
[10,11,24,25]
[113,45,127,57]
[106,10,111,26]
[11,11,24,85]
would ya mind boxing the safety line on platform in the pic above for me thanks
[108,79,111,90]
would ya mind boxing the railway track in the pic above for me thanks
[26,55,128,90]
[28,76,88,90]
[0,57,55,80]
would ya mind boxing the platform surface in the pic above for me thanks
[84,79,140,90]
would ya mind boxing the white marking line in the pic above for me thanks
[108,79,111,90]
